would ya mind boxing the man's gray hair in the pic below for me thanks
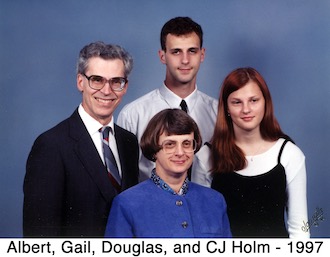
[76,41,133,77]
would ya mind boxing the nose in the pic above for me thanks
[242,102,251,114]
[174,144,185,155]
[181,52,189,64]
[100,82,114,95]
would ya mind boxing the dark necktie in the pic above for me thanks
[180,99,188,113]
[100,126,121,192]
[180,99,193,180]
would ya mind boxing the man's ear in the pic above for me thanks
[158,49,166,64]
[200,47,206,63]
[77,74,84,92]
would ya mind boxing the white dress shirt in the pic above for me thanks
[78,104,122,177]
[117,84,218,181]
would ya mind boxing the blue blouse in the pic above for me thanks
[104,170,232,238]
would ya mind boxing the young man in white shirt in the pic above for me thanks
[117,17,218,181]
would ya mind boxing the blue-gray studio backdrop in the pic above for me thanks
[0,0,329,237]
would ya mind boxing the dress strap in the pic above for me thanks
[277,139,292,164]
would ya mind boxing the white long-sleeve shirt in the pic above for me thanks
[192,138,309,238]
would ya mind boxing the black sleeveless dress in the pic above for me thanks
[211,139,290,238]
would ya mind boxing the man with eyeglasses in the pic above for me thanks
[23,41,139,237]
[117,17,218,182]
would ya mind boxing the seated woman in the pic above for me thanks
[104,109,232,238]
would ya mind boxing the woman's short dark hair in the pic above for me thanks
[141,109,202,161]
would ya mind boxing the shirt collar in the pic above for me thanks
[150,169,189,196]
[159,83,198,112]
[78,104,115,136]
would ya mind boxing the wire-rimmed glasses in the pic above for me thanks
[160,139,197,154]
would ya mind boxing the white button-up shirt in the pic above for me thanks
[117,84,218,181]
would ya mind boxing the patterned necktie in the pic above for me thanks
[180,99,188,113]
[100,126,121,192]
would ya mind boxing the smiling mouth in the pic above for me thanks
[172,159,188,165]
[95,97,116,103]
[242,117,254,121]
[178,67,192,72]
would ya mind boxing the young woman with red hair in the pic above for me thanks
[192,67,309,238]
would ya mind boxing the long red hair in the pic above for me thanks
[211,67,288,173]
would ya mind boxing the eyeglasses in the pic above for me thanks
[83,74,127,91]
[160,139,197,154]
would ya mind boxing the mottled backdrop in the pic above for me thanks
[0,0,329,237]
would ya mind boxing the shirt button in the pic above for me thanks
[181,221,188,228]
[176,200,183,206]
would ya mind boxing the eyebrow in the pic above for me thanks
[164,134,195,141]
[229,95,260,101]
[169,47,200,51]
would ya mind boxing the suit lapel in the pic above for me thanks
[114,125,131,189]
[114,125,126,186]
[68,110,117,201]
[114,124,139,190]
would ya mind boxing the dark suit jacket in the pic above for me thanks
[23,109,139,237]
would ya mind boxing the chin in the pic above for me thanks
[172,166,189,174]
